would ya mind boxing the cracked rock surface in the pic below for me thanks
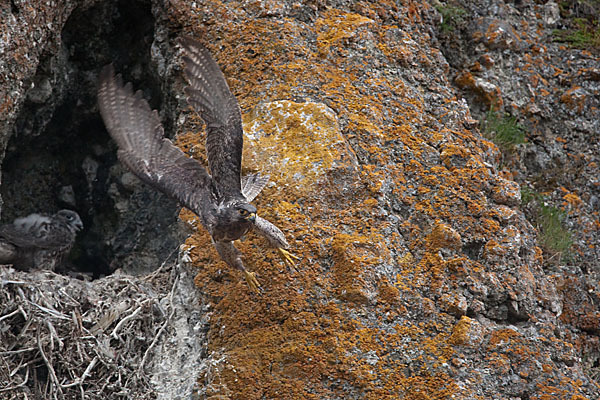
[0,0,598,398]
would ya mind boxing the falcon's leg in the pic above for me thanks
[253,216,299,269]
[214,240,260,293]
[277,248,300,269]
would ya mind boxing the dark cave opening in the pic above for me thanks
[1,0,183,278]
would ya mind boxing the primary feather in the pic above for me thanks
[180,37,244,196]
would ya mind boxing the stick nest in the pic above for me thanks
[0,263,178,399]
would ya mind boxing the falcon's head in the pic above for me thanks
[219,201,256,225]
[212,200,257,241]
[235,203,257,222]
[55,210,84,232]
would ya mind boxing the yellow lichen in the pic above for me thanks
[316,9,374,56]
[447,316,475,346]
[161,1,592,398]
[243,100,350,197]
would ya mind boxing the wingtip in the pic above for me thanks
[181,55,195,79]
[98,64,128,95]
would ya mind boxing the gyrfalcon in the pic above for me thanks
[0,210,83,271]
[97,37,297,292]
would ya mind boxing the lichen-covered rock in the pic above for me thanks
[0,0,98,150]
[1,0,598,398]
[170,0,599,398]
[437,0,600,396]
[243,99,355,197]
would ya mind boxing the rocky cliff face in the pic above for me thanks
[0,0,184,276]
[0,0,598,399]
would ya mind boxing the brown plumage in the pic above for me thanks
[0,210,83,271]
[97,37,298,292]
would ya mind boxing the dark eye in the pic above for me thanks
[66,215,73,220]
[239,209,249,217]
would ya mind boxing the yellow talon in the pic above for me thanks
[277,248,300,269]
[243,270,261,293]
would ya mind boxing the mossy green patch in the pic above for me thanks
[434,2,468,33]
[552,16,600,49]
[521,186,573,262]
[481,107,525,151]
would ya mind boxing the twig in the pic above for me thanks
[89,301,129,335]
[0,279,27,285]
[80,355,98,384]
[138,269,179,375]
[0,366,29,392]
[46,320,64,351]
[0,347,36,356]
[71,309,83,334]
[18,305,28,320]
[27,301,70,321]
[37,329,64,398]
[110,306,143,340]
[60,356,98,388]
[0,308,21,322]
[10,315,33,352]
[11,358,42,376]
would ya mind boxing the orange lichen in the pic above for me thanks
[487,328,521,350]
[440,144,472,170]
[159,1,598,398]
[562,193,582,208]
[331,232,382,303]
[377,280,401,306]
[426,221,462,251]
[315,9,374,56]
[448,317,476,346]
[455,69,476,88]
[560,86,587,114]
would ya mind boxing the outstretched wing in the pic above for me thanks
[179,37,243,196]
[97,65,215,215]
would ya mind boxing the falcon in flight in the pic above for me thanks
[0,210,83,271]
[97,37,297,292]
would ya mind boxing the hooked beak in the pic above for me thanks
[248,212,256,222]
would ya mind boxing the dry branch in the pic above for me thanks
[0,261,182,399]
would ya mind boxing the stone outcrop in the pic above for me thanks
[0,0,598,398]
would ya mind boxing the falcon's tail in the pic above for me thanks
[241,173,269,202]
